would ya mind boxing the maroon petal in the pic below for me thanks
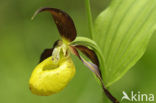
[69,46,101,78]
[40,48,53,62]
[39,40,61,62]
[74,45,99,67]
[32,7,77,42]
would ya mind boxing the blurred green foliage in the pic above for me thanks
[0,0,155,103]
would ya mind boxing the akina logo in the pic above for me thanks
[121,91,154,102]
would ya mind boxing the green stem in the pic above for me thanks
[85,0,94,39]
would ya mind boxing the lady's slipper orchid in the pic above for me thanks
[29,7,101,96]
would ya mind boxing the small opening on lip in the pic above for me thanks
[43,64,59,71]
[42,55,68,71]
[43,59,59,71]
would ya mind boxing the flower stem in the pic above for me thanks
[85,0,94,39]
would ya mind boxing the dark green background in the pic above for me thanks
[0,0,155,103]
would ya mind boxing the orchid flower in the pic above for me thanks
[29,7,101,96]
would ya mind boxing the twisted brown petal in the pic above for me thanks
[69,46,119,103]
[74,45,99,67]
[69,46,101,78]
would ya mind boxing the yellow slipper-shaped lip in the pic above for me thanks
[29,56,75,96]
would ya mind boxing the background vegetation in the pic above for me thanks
[0,0,155,102]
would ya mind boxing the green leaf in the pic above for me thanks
[94,0,156,87]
